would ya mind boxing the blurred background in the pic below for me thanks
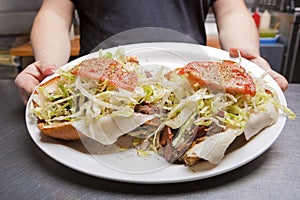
[1,0,299,82]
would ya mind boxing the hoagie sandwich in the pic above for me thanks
[30,49,295,166]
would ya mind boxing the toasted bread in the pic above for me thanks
[33,76,85,141]
[38,122,84,140]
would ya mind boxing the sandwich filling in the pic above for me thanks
[31,49,295,165]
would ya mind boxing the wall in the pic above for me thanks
[0,0,42,35]
[0,0,42,78]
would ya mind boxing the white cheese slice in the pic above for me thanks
[185,128,243,164]
[71,113,157,145]
[244,102,279,141]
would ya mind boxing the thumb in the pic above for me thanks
[229,47,256,60]
[36,59,57,76]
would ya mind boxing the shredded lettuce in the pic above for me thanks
[32,48,296,157]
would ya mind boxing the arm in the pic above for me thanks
[15,0,74,104]
[31,0,74,66]
[212,0,288,90]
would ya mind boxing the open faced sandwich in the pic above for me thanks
[30,49,295,166]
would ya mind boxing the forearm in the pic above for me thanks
[213,0,260,57]
[30,0,74,67]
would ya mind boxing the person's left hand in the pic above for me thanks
[229,47,288,91]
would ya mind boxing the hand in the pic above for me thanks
[15,59,56,105]
[229,47,288,91]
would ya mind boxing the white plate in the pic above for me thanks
[26,42,287,184]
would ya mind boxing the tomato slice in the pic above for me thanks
[178,60,256,96]
[71,58,137,91]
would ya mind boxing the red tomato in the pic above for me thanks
[71,58,137,91]
[178,60,256,96]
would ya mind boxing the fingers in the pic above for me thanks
[269,70,289,91]
[249,56,288,90]
[229,47,257,60]
[229,48,288,91]
[15,59,56,105]
[24,59,56,82]
[229,47,239,57]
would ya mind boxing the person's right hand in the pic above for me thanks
[15,59,56,105]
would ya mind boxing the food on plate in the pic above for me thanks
[32,49,161,144]
[30,48,295,166]
[33,76,84,140]
[158,60,295,165]
[177,60,256,96]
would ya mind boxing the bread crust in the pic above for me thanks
[38,122,84,140]
[34,76,60,94]
[34,76,85,141]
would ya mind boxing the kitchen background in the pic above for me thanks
[1,0,299,82]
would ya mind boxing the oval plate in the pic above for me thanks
[26,42,287,184]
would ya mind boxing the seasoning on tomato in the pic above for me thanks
[71,57,138,91]
[177,60,256,96]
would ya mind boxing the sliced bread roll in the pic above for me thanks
[38,122,84,140]
[33,76,85,141]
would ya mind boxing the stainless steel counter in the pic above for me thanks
[0,79,299,200]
